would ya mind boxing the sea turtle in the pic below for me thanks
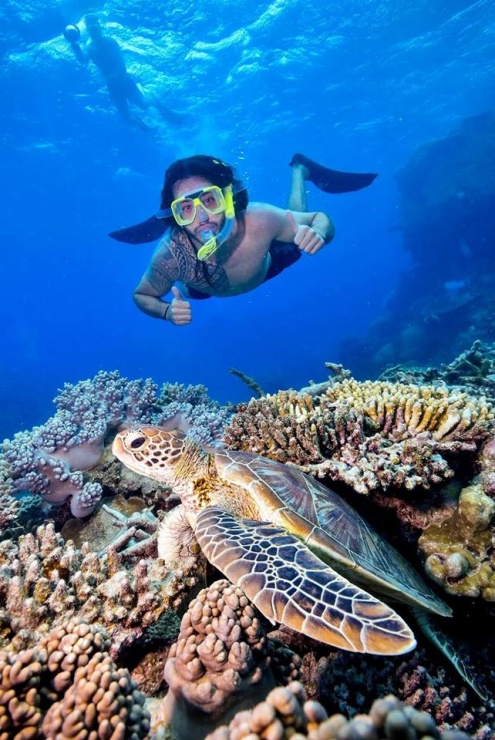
[113,425,452,657]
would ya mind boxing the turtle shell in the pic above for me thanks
[213,449,451,618]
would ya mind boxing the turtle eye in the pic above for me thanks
[124,431,149,451]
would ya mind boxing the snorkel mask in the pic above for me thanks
[158,184,236,261]
[196,185,235,261]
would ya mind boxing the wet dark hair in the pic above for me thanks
[160,155,249,215]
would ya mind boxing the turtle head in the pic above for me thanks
[112,425,191,487]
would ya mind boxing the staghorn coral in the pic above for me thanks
[0,521,199,657]
[0,616,150,739]
[224,379,494,495]
[157,579,301,740]
[205,680,474,740]
[418,482,495,601]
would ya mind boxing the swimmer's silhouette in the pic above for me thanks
[64,16,181,131]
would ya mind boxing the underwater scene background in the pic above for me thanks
[2,1,495,739]
[2,0,494,438]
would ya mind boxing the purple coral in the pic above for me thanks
[0,370,228,519]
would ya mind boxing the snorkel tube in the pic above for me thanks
[197,185,235,261]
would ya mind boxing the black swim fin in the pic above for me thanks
[290,153,378,193]
[108,215,168,244]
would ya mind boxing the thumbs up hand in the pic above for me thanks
[286,210,325,255]
[167,285,192,325]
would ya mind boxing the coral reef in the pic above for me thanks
[418,482,495,600]
[379,341,495,402]
[205,680,473,740]
[0,371,229,524]
[0,616,150,739]
[0,521,199,658]
[224,379,493,495]
[155,579,301,739]
[3,361,495,739]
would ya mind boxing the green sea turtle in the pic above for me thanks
[113,425,452,657]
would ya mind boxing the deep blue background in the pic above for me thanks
[1,0,493,438]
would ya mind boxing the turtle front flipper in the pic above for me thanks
[195,507,416,656]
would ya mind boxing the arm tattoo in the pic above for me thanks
[147,245,180,295]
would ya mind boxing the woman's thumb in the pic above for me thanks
[171,285,183,301]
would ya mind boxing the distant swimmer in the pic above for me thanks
[109,153,377,326]
[64,16,181,131]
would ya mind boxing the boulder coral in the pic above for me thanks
[418,483,495,601]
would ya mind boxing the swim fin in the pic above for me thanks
[290,153,378,193]
[108,215,168,244]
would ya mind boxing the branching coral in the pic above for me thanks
[0,371,229,522]
[224,379,494,495]
[0,616,150,739]
[205,680,474,740]
[158,579,301,739]
[0,522,199,657]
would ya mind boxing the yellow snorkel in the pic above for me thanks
[197,185,235,261]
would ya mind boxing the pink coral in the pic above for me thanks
[205,681,474,740]
[0,616,150,739]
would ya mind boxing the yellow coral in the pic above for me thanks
[323,379,494,441]
[419,483,495,600]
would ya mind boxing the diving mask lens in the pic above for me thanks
[171,186,226,226]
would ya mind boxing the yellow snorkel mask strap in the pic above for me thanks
[197,185,235,261]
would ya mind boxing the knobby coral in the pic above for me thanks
[205,681,472,740]
[0,616,150,739]
[155,579,301,740]
[0,522,199,657]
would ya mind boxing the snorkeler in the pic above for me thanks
[109,154,377,326]
[64,16,180,130]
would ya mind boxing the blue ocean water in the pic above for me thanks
[1,0,494,440]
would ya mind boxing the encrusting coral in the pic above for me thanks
[0,616,150,739]
[154,579,301,740]
[0,521,199,657]
[205,681,472,740]
[224,379,494,495]
[418,482,495,600]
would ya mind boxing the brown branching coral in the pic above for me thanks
[224,380,494,495]
[0,522,199,656]
[205,680,473,740]
[0,616,150,739]
[158,579,301,739]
